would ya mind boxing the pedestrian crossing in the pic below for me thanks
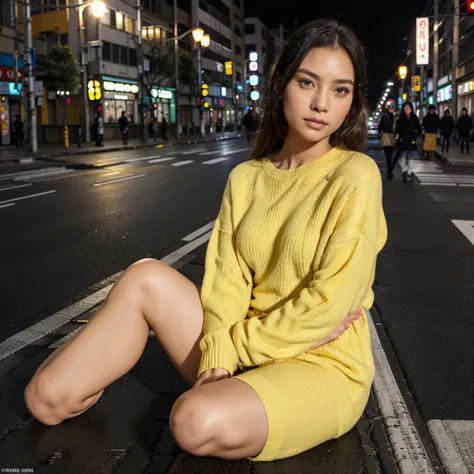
[411,160,474,187]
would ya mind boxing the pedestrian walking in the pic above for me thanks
[25,19,387,464]
[378,101,397,179]
[422,104,440,159]
[242,109,258,142]
[161,116,168,141]
[13,115,24,148]
[456,107,473,154]
[439,109,455,153]
[395,101,422,182]
[118,111,129,145]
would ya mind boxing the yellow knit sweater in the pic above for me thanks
[198,147,387,378]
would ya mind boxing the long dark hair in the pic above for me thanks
[250,19,368,159]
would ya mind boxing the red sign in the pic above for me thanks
[0,66,23,82]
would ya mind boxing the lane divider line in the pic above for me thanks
[148,157,176,164]
[0,189,56,206]
[0,203,16,209]
[0,183,33,192]
[182,221,216,242]
[172,160,193,167]
[203,157,229,165]
[92,174,148,187]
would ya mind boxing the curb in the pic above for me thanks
[1,134,243,167]
[434,150,474,167]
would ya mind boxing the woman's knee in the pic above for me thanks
[25,372,71,426]
[169,390,228,457]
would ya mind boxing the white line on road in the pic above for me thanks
[202,157,229,165]
[148,157,176,164]
[223,147,250,155]
[182,221,216,241]
[452,220,474,246]
[180,149,205,155]
[0,226,213,362]
[48,327,82,349]
[13,169,75,182]
[0,183,33,192]
[92,173,148,187]
[427,419,474,474]
[459,184,474,187]
[100,171,121,177]
[0,167,68,181]
[0,203,15,209]
[124,157,152,163]
[421,183,457,187]
[172,160,194,167]
[0,189,56,206]
[199,150,221,155]
[368,313,434,473]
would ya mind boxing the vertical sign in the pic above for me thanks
[416,18,429,65]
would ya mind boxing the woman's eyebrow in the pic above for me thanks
[296,68,354,86]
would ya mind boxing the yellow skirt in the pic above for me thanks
[233,313,374,462]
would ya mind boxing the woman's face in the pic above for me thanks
[403,104,412,115]
[282,47,355,144]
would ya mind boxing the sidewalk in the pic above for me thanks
[0,131,243,165]
[435,143,474,166]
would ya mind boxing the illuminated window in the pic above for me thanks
[116,11,124,31]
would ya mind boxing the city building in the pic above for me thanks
[401,1,474,121]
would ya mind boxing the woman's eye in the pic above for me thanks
[336,88,350,96]
[299,79,313,87]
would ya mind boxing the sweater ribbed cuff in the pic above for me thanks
[198,329,240,378]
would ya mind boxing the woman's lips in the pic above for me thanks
[304,119,327,130]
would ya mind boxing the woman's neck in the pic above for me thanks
[272,133,331,170]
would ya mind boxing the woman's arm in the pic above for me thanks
[198,172,252,377]
[231,161,387,367]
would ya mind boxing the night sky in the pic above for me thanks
[245,0,429,111]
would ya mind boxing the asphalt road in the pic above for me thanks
[1,138,474,473]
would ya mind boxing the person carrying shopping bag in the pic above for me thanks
[422,105,440,159]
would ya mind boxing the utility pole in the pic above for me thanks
[173,0,181,140]
[78,4,91,143]
[136,0,147,143]
[197,44,204,138]
[433,0,439,110]
[452,0,459,120]
[23,0,37,152]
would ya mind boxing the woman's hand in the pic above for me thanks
[193,368,231,389]
[309,308,364,350]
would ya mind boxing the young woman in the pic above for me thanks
[378,101,397,179]
[24,19,387,462]
[395,101,422,182]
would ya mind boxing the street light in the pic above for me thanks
[398,65,408,106]
[78,0,107,143]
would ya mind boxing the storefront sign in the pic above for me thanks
[150,88,172,99]
[103,80,139,94]
[458,80,474,95]
[0,82,22,95]
[0,66,23,81]
[437,84,452,102]
[416,18,429,65]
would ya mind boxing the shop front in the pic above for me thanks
[0,56,24,146]
[458,78,474,115]
[149,87,176,125]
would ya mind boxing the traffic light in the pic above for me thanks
[88,80,101,101]
[468,0,474,14]
[412,75,421,92]
[97,104,102,114]
[201,83,208,98]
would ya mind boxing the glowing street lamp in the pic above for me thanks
[398,65,408,80]
[90,0,107,18]
[192,27,204,43]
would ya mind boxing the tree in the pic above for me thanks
[38,45,81,93]
[178,50,197,102]
[144,41,175,98]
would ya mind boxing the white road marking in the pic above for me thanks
[459,184,474,187]
[172,160,193,167]
[148,157,176,164]
[422,183,458,187]
[48,327,82,349]
[452,220,474,246]
[182,220,216,241]
[203,157,229,165]
[199,150,221,155]
[13,169,74,182]
[368,312,435,473]
[222,147,250,155]
[0,226,213,361]
[124,156,152,163]
[0,183,32,192]
[427,420,474,474]
[92,173,148,187]
[100,171,121,177]
[0,167,68,181]
[22,169,98,183]
[0,189,56,206]
[161,230,213,265]
[0,203,15,209]
[180,149,205,155]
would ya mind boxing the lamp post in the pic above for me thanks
[78,0,106,143]
[191,27,210,139]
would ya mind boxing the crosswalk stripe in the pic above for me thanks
[172,160,194,167]
[148,157,176,164]
[421,183,457,186]
[202,157,229,165]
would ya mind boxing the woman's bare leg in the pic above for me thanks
[24,258,204,426]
